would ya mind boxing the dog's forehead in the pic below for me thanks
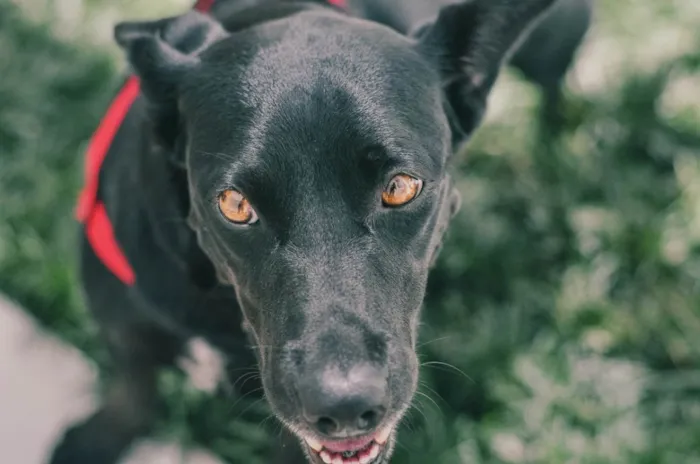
[236,11,434,106]
[182,10,451,188]
[185,10,441,117]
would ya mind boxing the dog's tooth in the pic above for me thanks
[332,456,343,464]
[320,451,332,464]
[375,426,391,445]
[305,437,323,452]
[359,455,372,464]
[369,444,380,459]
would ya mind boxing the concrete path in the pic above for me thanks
[0,294,224,464]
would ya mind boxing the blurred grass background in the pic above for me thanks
[1,0,700,462]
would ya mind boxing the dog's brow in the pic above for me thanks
[377,143,442,179]
[193,144,263,173]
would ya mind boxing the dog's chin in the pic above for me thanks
[298,424,396,464]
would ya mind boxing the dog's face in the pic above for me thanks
[115,1,556,462]
[184,14,460,460]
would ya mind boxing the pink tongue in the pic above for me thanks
[321,436,374,453]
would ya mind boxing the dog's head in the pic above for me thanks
[115,1,555,461]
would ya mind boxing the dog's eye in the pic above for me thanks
[218,189,258,225]
[382,174,423,207]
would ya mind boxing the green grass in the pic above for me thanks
[1,0,699,463]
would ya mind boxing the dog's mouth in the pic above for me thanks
[302,424,393,464]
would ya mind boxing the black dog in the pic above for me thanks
[49,0,591,463]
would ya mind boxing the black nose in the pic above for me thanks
[300,364,388,437]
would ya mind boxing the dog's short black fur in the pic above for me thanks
[49,1,591,463]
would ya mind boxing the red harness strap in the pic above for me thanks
[76,0,346,286]
[76,75,140,285]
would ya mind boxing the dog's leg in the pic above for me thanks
[48,237,185,464]
[48,325,183,464]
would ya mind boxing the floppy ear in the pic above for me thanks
[114,11,228,151]
[413,0,558,147]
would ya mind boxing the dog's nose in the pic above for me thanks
[300,364,388,437]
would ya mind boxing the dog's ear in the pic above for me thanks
[114,12,228,151]
[114,11,228,101]
[413,0,558,147]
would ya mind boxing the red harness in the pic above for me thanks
[76,0,346,286]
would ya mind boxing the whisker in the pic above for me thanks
[416,335,454,349]
[226,386,265,414]
[399,407,415,431]
[419,381,449,410]
[420,360,475,383]
[258,413,279,433]
[230,371,256,390]
[408,396,429,428]
[402,409,419,434]
[231,371,261,392]
[234,396,268,422]
[415,390,441,414]
[226,366,260,375]
[394,437,410,453]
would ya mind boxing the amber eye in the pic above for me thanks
[382,174,423,207]
[218,189,258,224]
